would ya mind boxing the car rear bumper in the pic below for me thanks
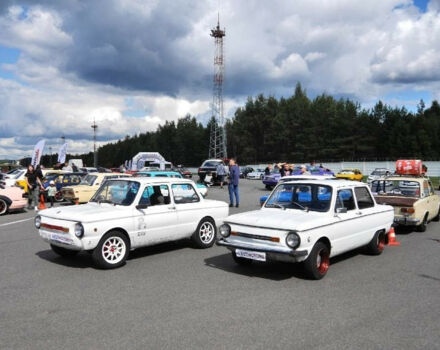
[394,216,420,225]
[216,238,308,263]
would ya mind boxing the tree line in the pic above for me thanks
[35,83,440,168]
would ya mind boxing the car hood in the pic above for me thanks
[225,209,327,232]
[39,203,130,223]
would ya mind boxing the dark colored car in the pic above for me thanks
[198,159,225,183]
[42,172,86,202]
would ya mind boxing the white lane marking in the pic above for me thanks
[0,217,33,227]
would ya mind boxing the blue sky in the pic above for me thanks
[0,0,440,158]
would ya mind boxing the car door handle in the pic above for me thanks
[356,212,363,216]
[168,206,176,210]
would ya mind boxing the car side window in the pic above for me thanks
[335,189,356,211]
[171,184,200,204]
[423,181,430,198]
[139,185,170,206]
[354,187,374,209]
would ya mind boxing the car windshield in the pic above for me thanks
[80,174,97,186]
[202,161,222,167]
[265,183,332,212]
[371,179,421,198]
[91,180,140,205]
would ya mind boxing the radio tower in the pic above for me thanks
[209,15,227,159]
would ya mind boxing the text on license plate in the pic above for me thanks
[235,249,266,261]
[50,233,74,245]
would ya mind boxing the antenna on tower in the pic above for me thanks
[209,14,227,160]
[91,118,98,167]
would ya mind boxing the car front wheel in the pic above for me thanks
[92,231,129,269]
[54,191,64,202]
[192,218,216,248]
[304,241,330,280]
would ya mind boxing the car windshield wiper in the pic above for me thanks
[291,201,309,212]
[266,203,285,210]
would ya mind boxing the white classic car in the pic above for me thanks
[246,169,265,180]
[217,179,394,279]
[36,177,229,269]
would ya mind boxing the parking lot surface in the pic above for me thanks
[1,179,440,349]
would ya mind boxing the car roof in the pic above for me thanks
[282,179,368,188]
[106,177,194,184]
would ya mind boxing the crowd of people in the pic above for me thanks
[264,161,328,177]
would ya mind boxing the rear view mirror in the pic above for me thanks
[136,204,149,210]
[336,207,347,214]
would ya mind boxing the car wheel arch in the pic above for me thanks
[316,236,331,253]
[0,195,12,206]
[104,227,132,250]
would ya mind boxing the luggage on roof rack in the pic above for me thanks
[395,160,423,176]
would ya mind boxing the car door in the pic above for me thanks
[171,183,204,239]
[133,184,179,246]
[426,180,438,220]
[351,186,379,245]
[330,188,361,255]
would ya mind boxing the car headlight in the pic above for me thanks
[219,224,231,238]
[74,223,84,238]
[286,231,300,249]
[34,215,41,229]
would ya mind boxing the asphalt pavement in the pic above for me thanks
[1,179,440,349]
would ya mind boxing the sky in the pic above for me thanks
[0,0,439,160]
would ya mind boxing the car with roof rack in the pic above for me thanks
[372,160,439,232]
[36,177,228,269]
[217,179,393,279]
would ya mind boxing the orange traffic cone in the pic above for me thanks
[387,227,400,246]
[38,193,47,210]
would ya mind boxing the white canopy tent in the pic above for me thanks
[130,152,171,170]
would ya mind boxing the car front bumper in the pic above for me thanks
[216,238,308,263]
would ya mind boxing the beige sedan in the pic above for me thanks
[62,173,131,204]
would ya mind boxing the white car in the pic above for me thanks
[36,177,229,269]
[2,168,27,187]
[246,169,265,180]
[217,179,394,279]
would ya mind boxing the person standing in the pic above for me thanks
[228,159,240,208]
[47,180,56,207]
[216,162,226,189]
[25,164,43,211]
[264,164,272,175]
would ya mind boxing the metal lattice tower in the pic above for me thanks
[209,15,227,159]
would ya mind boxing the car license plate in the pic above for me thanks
[236,249,266,261]
[50,233,73,245]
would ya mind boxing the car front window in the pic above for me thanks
[91,180,140,205]
[202,161,222,167]
[265,183,332,212]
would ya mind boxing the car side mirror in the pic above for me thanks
[335,207,347,214]
[136,204,149,210]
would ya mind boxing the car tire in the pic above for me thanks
[192,218,216,248]
[232,251,253,265]
[416,214,428,232]
[433,207,440,222]
[366,230,386,255]
[92,231,129,269]
[50,244,79,257]
[0,198,9,215]
[304,241,330,280]
[265,185,273,190]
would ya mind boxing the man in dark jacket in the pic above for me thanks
[228,159,240,208]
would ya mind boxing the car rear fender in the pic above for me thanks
[0,195,12,206]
